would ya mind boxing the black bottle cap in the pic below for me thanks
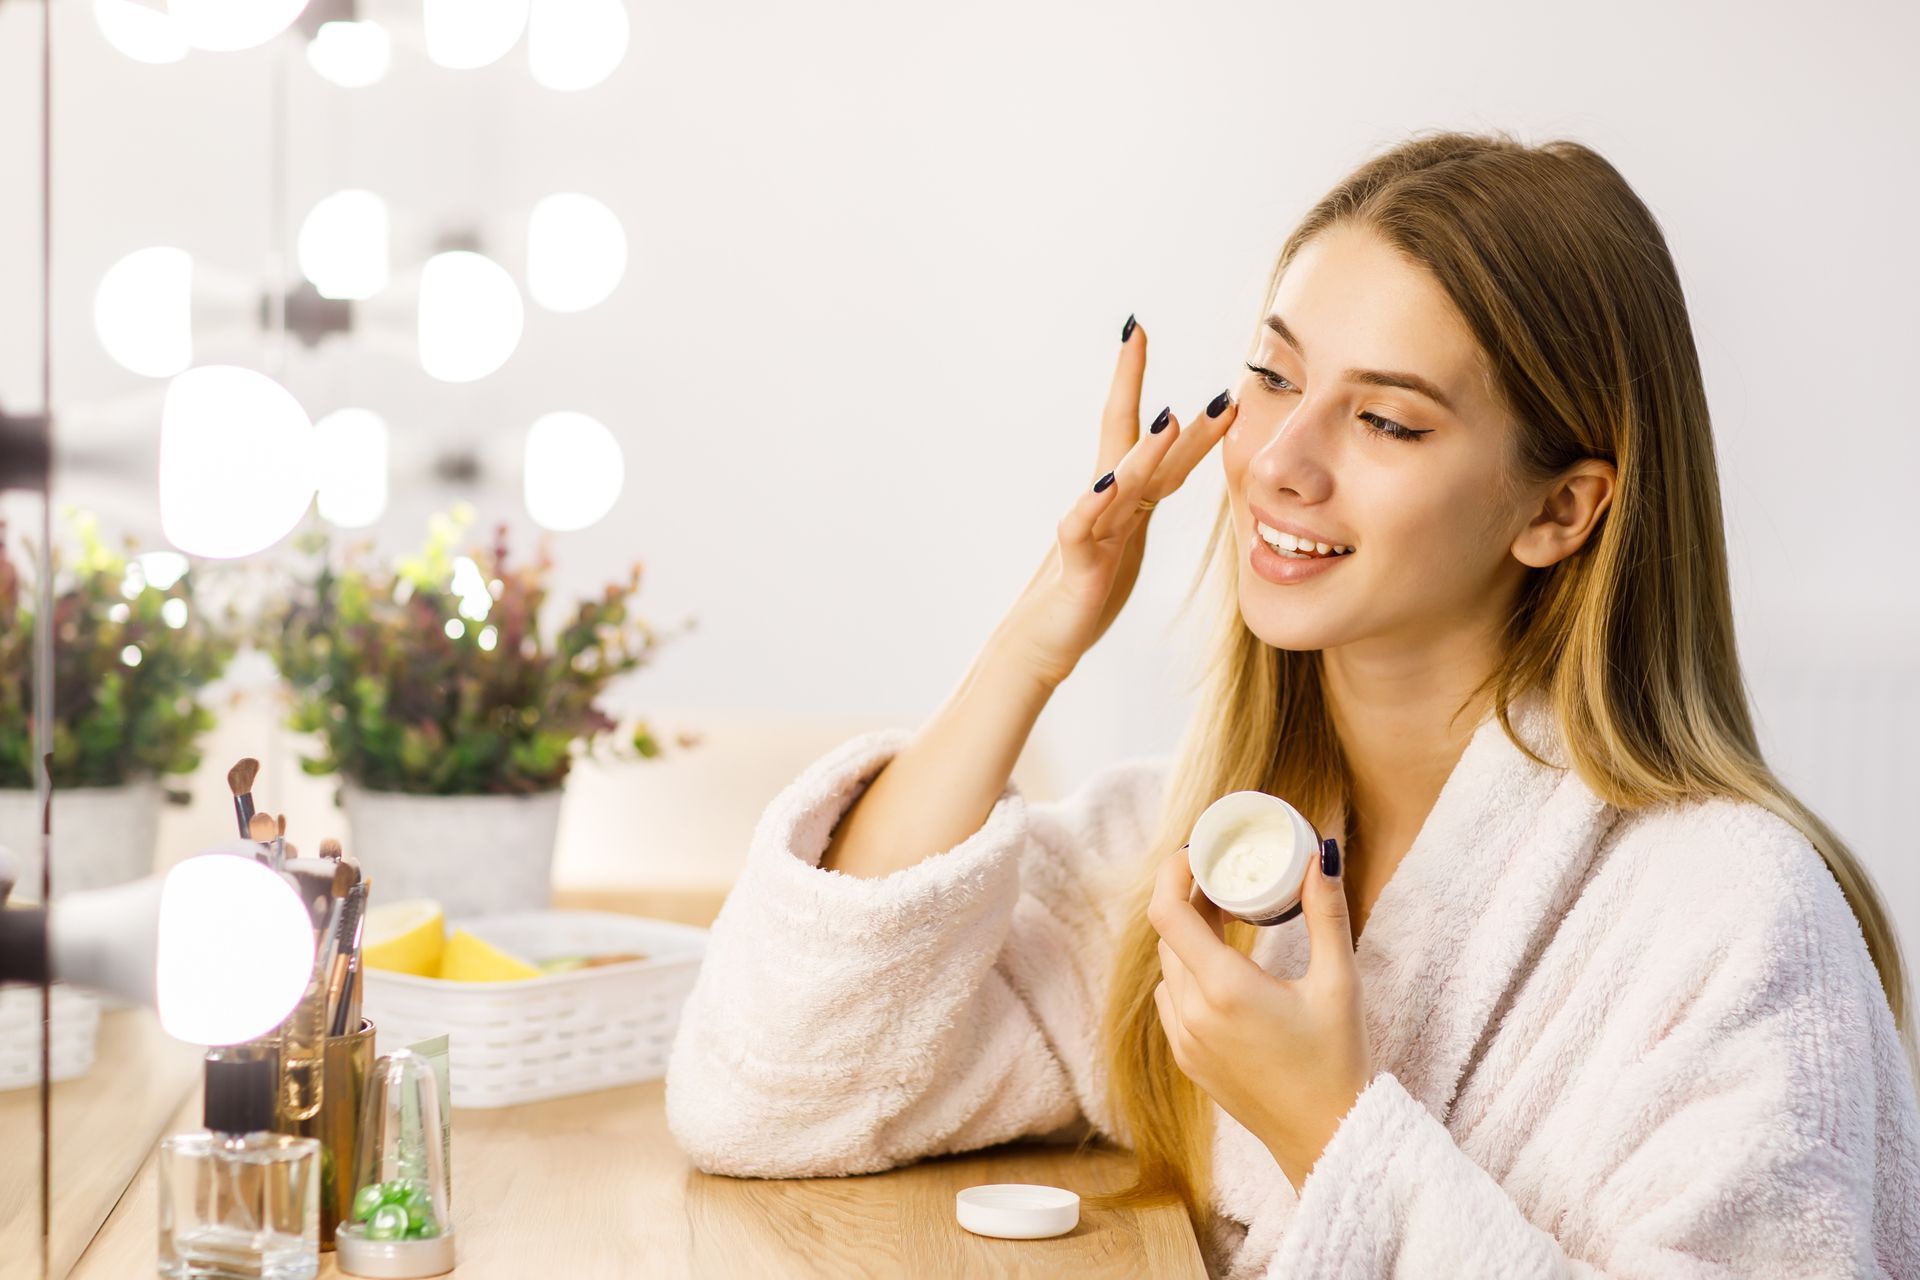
[203,1049,277,1135]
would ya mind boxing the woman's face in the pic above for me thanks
[1223,222,1537,655]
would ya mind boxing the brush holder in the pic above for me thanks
[276,1017,376,1250]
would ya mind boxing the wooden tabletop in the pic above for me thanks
[71,1075,1205,1278]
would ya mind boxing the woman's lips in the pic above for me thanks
[1248,532,1354,584]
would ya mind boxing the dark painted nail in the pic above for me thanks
[1093,471,1115,493]
[1120,314,1136,343]
[1207,389,1231,418]
[1321,837,1341,878]
[1149,406,1170,434]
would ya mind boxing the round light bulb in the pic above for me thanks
[527,193,627,313]
[160,366,317,558]
[156,854,316,1045]
[314,407,389,528]
[525,411,624,531]
[418,251,524,383]
[305,19,391,88]
[298,189,390,301]
[94,0,190,63]
[167,0,310,52]
[527,0,629,92]
[423,0,528,70]
[95,246,193,378]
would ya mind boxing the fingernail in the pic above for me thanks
[1093,471,1115,493]
[1149,406,1170,434]
[1321,837,1341,878]
[1121,314,1137,343]
[1207,389,1231,418]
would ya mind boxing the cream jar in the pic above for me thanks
[1187,791,1322,926]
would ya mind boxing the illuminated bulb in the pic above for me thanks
[478,626,498,651]
[94,0,190,63]
[159,366,317,558]
[299,190,389,301]
[304,19,390,87]
[527,193,626,313]
[525,411,623,531]
[95,247,193,378]
[451,557,492,621]
[121,645,143,667]
[445,619,465,640]
[156,852,316,1044]
[418,251,523,383]
[423,0,527,70]
[162,599,190,628]
[167,0,310,52]
[527,0,628,92]
[137,552,190,591]
[314,408,389,528]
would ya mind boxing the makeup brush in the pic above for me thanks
[326,882,367,1037]
[248,811,284,872]
[227,758,260,841]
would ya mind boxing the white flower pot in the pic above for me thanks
[339,783,564,920]
[0,778,163,899]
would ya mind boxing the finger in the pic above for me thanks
[1181,842,1229,944]
[1149,843,1257,998]
[1089,405,1181,541]
[1147,388,1238,496]
[1304,836,1357,976]
[1098,315,1146,475]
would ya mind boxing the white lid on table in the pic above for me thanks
[955,1183,1081,1239]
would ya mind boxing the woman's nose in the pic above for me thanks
[1246,400,1338,504]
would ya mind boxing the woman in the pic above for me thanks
[664,130,1920,1277]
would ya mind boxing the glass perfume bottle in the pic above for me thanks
[159,1048,321,1280]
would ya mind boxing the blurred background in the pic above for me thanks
[1,0,1915,1276]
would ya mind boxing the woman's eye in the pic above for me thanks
[1242,361,1432,444]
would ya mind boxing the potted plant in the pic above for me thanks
[0,511,235,896]
[260,507,687,919]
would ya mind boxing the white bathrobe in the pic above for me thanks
[664,687,1920,1277]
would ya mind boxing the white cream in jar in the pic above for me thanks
[1187,791,1322,926]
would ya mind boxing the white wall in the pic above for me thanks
[2,1,1914,945]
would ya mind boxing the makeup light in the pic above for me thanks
[0,846,316,1046]
[298,189,391,299]
[526,0,629,92]
[168,0,311,53]
[304,18,391,88]
[526,193,627,313]
[524,411,624,531]
[417,250,525,382]
[92,0,191,64]
[159,365,319,558]
[423,0,528,70]
[313,407,390,528]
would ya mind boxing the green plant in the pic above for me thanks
[261,507,689,795]
[0,510,236,792]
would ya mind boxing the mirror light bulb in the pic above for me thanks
[156,854,315,1045]
[95,247,193,378]
[167,0,310,52]
[424,0,527,70]
[525,411,624,532]
[527,193,627,313]
[94,0,190,63]
[527,0,629,92]
[305,19,390,87]
[299,189,390,301]
[418,251,524,383]
[314,407,389,528]
[160,366,317,558]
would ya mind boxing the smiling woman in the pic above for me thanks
[663,128,1920,1280]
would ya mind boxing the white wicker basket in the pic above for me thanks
[0,983,102,1091]
[359,911,708,1109]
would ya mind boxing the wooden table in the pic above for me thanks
[70,1075,1205,1278]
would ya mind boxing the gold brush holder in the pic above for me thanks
[276,1016,376,1250]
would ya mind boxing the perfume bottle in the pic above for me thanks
[158,1048,321,1280]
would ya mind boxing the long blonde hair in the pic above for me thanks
[1085,129,1919,1228]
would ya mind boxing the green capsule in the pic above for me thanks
[366,1203,408,1241]
[350,1184,386,1223]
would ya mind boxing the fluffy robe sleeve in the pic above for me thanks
[663,727,1166,1178]
[1261,804,1920,1279]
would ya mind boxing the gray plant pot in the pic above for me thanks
[338,782,564,921]
[0,778,163,899]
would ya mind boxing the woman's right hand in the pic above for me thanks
[1000,317,1239,690]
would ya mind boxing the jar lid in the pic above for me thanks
[955,1183,1080,1239]
[335,1224,457,1278]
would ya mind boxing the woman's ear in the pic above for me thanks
[1512,459,1616,569]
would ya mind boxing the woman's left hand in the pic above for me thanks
[1149,839,1376,1193]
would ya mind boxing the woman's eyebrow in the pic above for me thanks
[1263,313,1457,415]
